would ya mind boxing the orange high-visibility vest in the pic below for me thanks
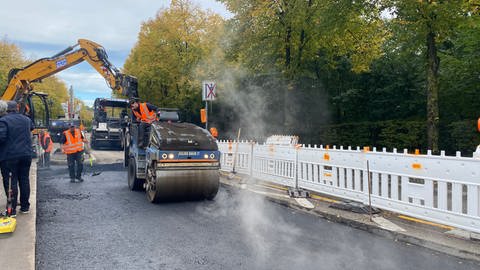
[132,103,157,123]
[209,127,218,138]
[62,129,84,154]
[42,132,53,153]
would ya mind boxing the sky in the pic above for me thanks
[0,0,232,106]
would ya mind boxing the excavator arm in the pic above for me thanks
[2,39,138,103]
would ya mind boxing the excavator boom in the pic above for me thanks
[1,39,138,103]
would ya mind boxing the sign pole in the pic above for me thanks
[202,80,216,131]
[205,101,208,130]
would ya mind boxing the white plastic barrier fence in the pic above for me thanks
[218,140,480,233]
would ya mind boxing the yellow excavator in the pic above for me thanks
[1,38,219,206]
[1,39,138,129]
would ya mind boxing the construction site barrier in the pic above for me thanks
[218,140,480,233]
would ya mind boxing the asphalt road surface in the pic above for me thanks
[36,150,480,270]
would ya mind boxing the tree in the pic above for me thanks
[0,38,26,94]
[220,0,389,77]
[123,0,224,121]
[1,38,69,120]
[387,0,470,152]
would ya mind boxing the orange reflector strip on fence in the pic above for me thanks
[412,163,422,169]
[323,153,330,161]
[324,173,332,177]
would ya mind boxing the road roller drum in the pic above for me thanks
[146,168,219,202]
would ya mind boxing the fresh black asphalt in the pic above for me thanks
[36,162,480,270]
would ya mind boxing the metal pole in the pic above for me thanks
[249,141,254,177]
[367,160,373,222]
[205,101,208,130]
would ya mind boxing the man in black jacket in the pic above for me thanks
[0,100,8,211]
[0,101,34,216]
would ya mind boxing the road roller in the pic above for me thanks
[124,108,220,202]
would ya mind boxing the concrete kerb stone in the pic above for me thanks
[219,174,480,263]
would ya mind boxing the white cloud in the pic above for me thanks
[0,0,231,52]
[56,65,115,98]
[1,0,167,51]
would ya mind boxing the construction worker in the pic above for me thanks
[61,122,87,183]
[129,99,158,124]
[0,100,8,216]
[0,101,34,216]
[39,130,53,168]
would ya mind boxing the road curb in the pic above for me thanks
[220,177,480,263]
[0,162,37,270]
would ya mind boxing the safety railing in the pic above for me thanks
[218,140,480,233]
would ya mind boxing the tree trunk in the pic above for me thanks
[426,30,440,152]
[285,25,292,68]
[297,0,312,69]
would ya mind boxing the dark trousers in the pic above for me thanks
[67,151,84,180]
[42,152,51,167]
[2,156,32,211]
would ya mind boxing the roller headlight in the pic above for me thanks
[204,154,209,159]
[210,153,215,159]
[168,153,175,159]
[161,153,168,159]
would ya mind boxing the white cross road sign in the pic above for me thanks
[202,81,217,101]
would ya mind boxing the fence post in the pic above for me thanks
[295,145,299,190]
[231,128,242,174]
[367,159,373,222]
[249,141,254,177]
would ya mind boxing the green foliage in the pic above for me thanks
[441,120,479,155]
[1,39,70,122]
[220,0,388,76]
[314,120,479,155]
[123,0,224,121]
[439,14,480,122]
[0,38,26,94]
[121,0,479,154]
[32,77,69,119]
[315,120,426,151]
